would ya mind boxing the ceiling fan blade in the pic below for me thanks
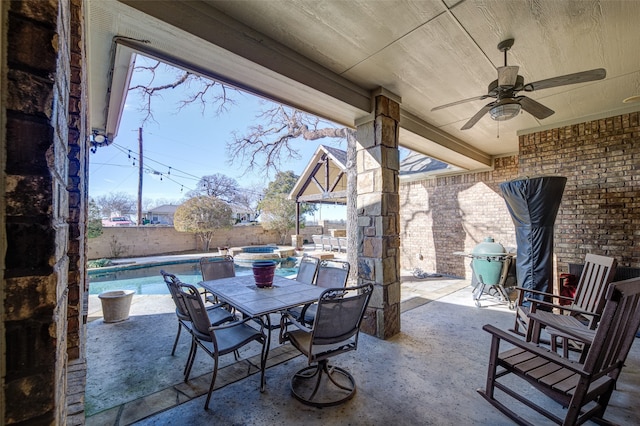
[498,66,519,87]
[461,103,494,130]
[524,68,606,92]
[431,95,491,111]
[518,96,555,119]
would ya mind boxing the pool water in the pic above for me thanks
[88,261,298,295]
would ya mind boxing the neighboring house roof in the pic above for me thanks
[147,204,179,214]
[399,151,457,182]
[147,202,254,217]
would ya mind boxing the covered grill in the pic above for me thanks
[456,237,515,308]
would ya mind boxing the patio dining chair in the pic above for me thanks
[478,277,640,425]
[312,235,324,250]
[176,282,267,410]
[286,259,350,326]
[280,283,373,407]
[161,270,235,360]
[295,255,319,285]
[200,255,235,305]
[511,253,617,350]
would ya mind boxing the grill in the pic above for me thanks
[455,237,515,309]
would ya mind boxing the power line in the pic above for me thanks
[111,142,202,180]
[92,141,264,198]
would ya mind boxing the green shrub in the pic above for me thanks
[87,258,113,268]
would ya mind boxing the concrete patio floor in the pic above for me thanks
[85,255,640,425]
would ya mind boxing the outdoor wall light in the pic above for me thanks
[90,130,111,153]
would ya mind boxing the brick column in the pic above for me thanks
[4,0,72,423]
[356,91,401,339]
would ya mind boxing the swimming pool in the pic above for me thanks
[88,260,299,295]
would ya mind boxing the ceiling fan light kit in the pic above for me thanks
[432,38,606,129]
[489,103,521,121]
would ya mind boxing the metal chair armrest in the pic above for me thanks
[209,315,256,332]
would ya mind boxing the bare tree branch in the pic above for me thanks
[227,106,349,175]
[128,58,238,125]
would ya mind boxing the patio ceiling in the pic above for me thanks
[87,0,640,172]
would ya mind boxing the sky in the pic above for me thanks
[89,55,347,221]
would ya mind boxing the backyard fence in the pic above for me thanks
[88,225,325,259]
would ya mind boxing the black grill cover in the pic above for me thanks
[500,176,566,299]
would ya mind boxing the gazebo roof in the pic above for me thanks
[290,145,453,205]
[289,145,347,205]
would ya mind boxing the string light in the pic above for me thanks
[93,141,266,198]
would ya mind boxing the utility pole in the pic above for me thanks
[137,127,143,225]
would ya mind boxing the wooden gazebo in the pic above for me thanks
[289,145,347,235]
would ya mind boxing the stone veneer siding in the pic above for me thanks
[400,156,519,279]
[519,113,639,269]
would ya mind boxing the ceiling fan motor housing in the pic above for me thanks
[488,75,524,97]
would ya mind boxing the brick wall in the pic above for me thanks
[399,111,639,280]
[400,156,519,279]
[519,113,640,270]
[4,0,72,424]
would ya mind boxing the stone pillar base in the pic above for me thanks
[291,234,304,250]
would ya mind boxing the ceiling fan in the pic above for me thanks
[431,39,606,130]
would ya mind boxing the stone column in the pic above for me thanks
[356,90,401,339]
[291,234,304,250]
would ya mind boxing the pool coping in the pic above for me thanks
[88,258,201,275]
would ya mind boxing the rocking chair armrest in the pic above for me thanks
[516,286,575,302]
[514,286,553,297]
[515,287,572,305]
[538,323,596,345]
[482,324,589,375]
[528,299,600,320]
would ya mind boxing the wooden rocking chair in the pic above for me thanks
[478,277,640,426]
[511,253,617,342]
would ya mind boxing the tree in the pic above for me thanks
[258,171,316,244]
[87,198,103,239]
[229,107,357,283]
[95,192,136,218]
[186,173,239,202]
[129,58,358,282]
[173,196,233,251]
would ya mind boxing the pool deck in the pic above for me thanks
[87,247,343,321]
[84,249,640,425]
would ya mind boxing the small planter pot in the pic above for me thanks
[252,260,277,288]
[98,290,135,323]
